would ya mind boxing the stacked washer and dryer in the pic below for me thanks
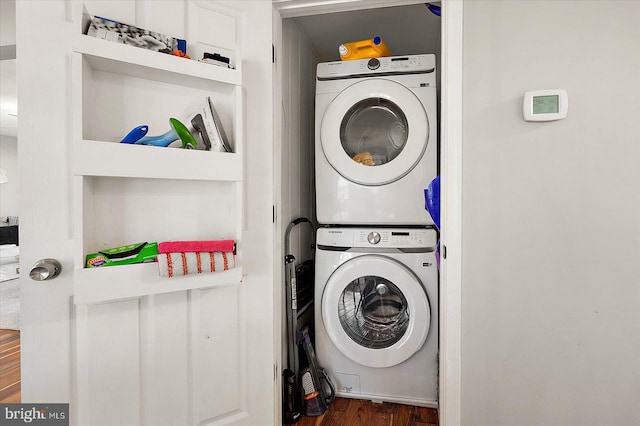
[314,54,440,407]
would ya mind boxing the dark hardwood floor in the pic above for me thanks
[294,397,438,426]
[0,329,21,403]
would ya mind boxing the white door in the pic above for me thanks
[320,79,430,186]
[17,1,274,425]
[322,254,430,368]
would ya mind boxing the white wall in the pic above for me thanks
[461,1,640,425]
[279,17,318,367]
[1,3,17,218]
[281,19,317,252]
[0,135,18,216]
[0,0,16,46]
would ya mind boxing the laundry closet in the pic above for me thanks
[275,0,443,414]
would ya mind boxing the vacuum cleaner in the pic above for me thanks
[283,218,313,423]
[298,325,335,417]
[283,218,335,421]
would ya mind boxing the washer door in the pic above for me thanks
[322,255,430,368]
[320,79,429,186]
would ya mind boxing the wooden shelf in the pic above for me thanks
[73,139,242,181]
[73,261,243,304]
[74,34,241,87]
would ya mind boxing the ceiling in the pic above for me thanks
[291,3,441,62]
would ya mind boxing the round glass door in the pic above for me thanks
[340,99,408,167]
[338,275,409,349]
[322,255,430,368]
[321,79,429,186]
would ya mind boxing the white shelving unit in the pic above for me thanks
[72,139,241,181]
[73,261,243,304]
[71,35,244,304]
[73,35,241,87]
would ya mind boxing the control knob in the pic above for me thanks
[367,232,381,245]
[367,58,380,70]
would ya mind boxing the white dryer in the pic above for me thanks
[314,227,438,407]
[315,54,437,225]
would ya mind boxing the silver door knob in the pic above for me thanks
[29,259,62,281]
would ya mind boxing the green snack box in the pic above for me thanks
[85,242,158,268]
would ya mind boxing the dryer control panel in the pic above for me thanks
[316,54,436,79]
[317,228,437,249]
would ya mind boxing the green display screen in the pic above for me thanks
[532,95,559,114]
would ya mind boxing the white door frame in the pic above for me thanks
[272,1,463,424]
[439,1,463,425]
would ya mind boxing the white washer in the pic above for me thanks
[314,227,438,407]
[315,54,438,225]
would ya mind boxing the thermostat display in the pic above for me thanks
[523,89,568,121]
[533,95,559,114]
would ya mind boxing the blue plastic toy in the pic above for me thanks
[120,125,148,144]
[135,118,196,148]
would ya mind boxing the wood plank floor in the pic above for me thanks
[294,397,438,426]
[0,329,21,403]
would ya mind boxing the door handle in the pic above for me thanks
[29,259,62,281]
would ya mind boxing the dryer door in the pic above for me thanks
[322,254,431,368]
[320,79,429,186]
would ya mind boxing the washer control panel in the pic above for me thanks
[359,230,429,248]
[317,228,437,249]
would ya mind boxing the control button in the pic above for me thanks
[367,232,381,245]
[367,58,380,70]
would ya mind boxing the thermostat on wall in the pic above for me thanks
[523,89,568,121]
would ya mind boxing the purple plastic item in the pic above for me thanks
[427,3,441,16]
[424,176,441,269]
[424,176,440,230]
